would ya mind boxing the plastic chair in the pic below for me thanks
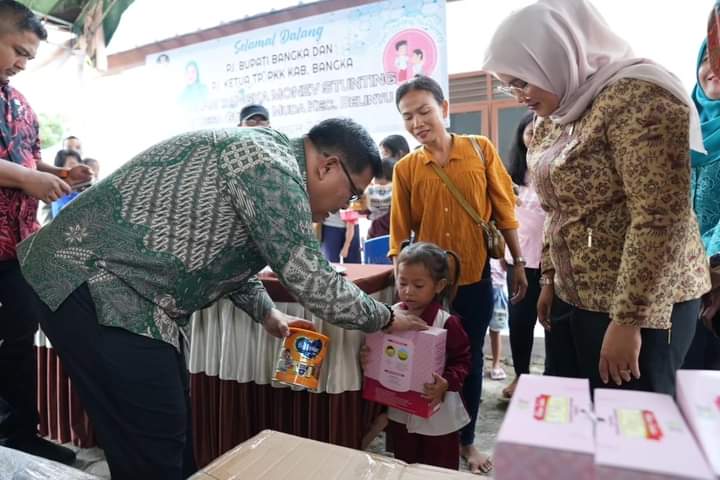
[363,235,391,264]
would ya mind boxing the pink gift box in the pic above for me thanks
[676,370,720,478]
[362,328,446,418]
[594,388,714,480]
[494,375,595,480]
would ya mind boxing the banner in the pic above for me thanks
[145,0,447,138]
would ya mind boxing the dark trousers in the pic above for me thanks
[33,283,196,480]
[0,260,40,445]
[506,267,552,375]
[451,266,493,446]
[320,224,361,263]
[682,317,720,370]
[387,420,460,470]
[548,296,700,395]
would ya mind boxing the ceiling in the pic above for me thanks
[20,0,134,45]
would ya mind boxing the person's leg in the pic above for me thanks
[545,296,580,378]
[386,420,420,464]
[543,329,553,375]
[37,284,194,480]
[682,317,709,369]
[0,260,75,464]
[489,329,502,371]
[361,410,388,451]
[320,225,343,262]
[507,268,540,377]
[636,299,700,395]
[452,272,493,471]
[345,224,362,263]
[419,431,460,470]
[705,327,720,370]
[566,299,700,396]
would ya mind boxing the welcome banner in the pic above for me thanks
[145,0,448,138]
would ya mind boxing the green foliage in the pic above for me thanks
[37,112,65,149]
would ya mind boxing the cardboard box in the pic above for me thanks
[494,375,595,480]
[189,430,477,479]
[594,388,714,480]
[362,327,446,418]
[676,370,720,478]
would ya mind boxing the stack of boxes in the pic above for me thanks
[494,373,719,480]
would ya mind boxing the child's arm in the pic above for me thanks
[442,315,471,392]
[340,222,354,259]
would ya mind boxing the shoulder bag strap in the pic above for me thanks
[429,160,486,227]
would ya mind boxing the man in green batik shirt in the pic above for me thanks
[16,119,425,480]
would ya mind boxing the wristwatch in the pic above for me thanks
[513,256,527,267]
[381,303,395,332]
[539,275,554,286]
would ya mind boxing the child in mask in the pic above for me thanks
[366,157,396,239]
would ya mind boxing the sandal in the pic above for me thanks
[490,367,507,380]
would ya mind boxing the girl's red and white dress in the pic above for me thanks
[386,301,471,470]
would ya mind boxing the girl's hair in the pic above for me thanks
[507,112,535,186]
[395,75,445,108]
[53,149,82,168]
[397,242,461,303]
[379,134,410,159]
[378,157,396,182]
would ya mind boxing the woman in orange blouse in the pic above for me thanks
[389,75,527,474]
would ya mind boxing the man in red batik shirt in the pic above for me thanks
[0,0,91,465]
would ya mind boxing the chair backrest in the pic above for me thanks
[363,235,391,264]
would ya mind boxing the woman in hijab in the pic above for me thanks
[683,40,720,370]
[482,0,710,395]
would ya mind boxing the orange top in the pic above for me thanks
[389,135,518,285]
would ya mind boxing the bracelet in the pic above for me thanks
[58,169,70,179]
[513,256,527,267]
[539,275,554,286]
[381,303,395,332]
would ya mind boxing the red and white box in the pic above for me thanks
[362,328,446,418]
[494,375,595,480]
[594,388,714,480]
[676,370,720,478]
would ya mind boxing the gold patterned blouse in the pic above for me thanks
[530,78,710,329]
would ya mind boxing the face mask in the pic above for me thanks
[367,184,392,211]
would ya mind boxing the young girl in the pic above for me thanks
[362,242,471,470]
[365,157,396,239]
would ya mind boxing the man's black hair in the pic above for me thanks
[395,40,408,50]
[307,118,381,178]
[379,134,410,159]
[0,1,47,40]
[379,157,396,182]
[54,149,82,168]
[395,75,445,108]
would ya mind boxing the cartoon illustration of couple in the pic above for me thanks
[394,39,425,81]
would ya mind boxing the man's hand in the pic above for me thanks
[510,264,528,304]
[599,321,642,386]
[66,164,93,186]
[384,307,428,333]
[422,373,449,409]
[537,284,554,330]
[21,170,71,203]
[261,309,316,338]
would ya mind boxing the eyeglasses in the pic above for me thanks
[336,157,363,203]
[496,79,531,99]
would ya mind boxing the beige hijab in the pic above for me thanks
[482,0,704,153]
